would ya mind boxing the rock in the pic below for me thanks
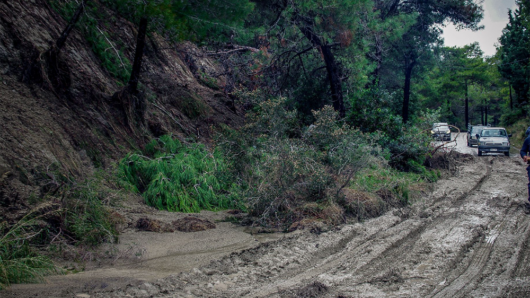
[172,216,215,232]
[135,217,174,232]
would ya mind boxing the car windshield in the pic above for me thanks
[471,127,483,134]
[481,129,507,137]
[433,124,449,131]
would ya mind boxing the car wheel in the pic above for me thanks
[478,150,482,156]
[467,141,470,147]
[504,152,510,157]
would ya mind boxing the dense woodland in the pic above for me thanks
[44,0,529,134]
[1,0,530,289]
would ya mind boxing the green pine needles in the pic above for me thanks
[119,135,243,213]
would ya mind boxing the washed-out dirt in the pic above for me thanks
[5,134,530,298]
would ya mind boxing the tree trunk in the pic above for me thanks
[509,84,513,110]
[128,16,148,95]
[55,0,87,52]
[484,105,488,125]
[112,16,148,130]
[298,25,345,118]
[321,45,345,118]
[464,79,469,129]
[402,61,415,123]
[480,105,484,125]
[370,40,382,88]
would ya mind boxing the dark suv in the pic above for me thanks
[467,125,484,147]
[476,127,512,156]
[431,123,451,141]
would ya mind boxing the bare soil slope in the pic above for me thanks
[0,0,242,213]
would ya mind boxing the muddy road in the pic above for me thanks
[6,134,530,298]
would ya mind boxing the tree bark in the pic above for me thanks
[402,61,415,123]
[320,45,345,118]
[509,84,513,110]
[56,0,87,51]
[464,79,469,129]
[128,16,148,95]
[298,25,345,118]
[484,105,488,125]
[370,41,382,87]
[112,16,148,130]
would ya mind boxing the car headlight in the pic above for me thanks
[431,130,434,134]
[503,142,509,146]
[446,129,451,134]
[480,142,486,146]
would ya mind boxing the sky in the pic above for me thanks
[441,0,518,57]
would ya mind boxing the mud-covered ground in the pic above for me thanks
[5,134,530,298]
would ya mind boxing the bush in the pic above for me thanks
[119,135,243,212]
[244,137,332,224]
[217,102,389,227]
[26,165,122,247]
[63,181,119,246]
[0,215,57,289]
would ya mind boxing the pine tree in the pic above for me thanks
[498,5,530,110]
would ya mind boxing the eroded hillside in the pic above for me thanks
[0,0,242,216]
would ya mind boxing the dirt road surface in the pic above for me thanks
[5,133,530,298]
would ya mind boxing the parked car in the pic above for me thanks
[476,127,512,156]
[467,125,485,147]
[431,123,451,141]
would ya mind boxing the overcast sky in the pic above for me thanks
[441,0,518,56]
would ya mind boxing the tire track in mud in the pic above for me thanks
[90,157,530,298]
[512,215,530,278]
[426,157,528,298]
[311,159,495,298]
[428,203,518,298]
[349,161,493,279]
[232,160,494,298]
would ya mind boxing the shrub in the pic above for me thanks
[29,166,122,247]
[63,182,119,246]
[0,215,57,289]
[244,137,332,223]
[218,102,386,227]
[217,99,435,228]
[119,135,243,212]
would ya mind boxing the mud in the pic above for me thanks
[4,134,530,298]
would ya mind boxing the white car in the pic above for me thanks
[431,123,451,141]
[476,127,511,156]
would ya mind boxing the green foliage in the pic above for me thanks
[102,0,254,43]
[49,0,132,82]
[243,137,333,221]
[34,166,121,247]
[119,136,243,213]
[245,97,301,138]
[0,216,57,289]
[347,86,403,136]
[498,5,530,109]
[63,181,119,246]
[215,98,432,227]
[505,117,530,149]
